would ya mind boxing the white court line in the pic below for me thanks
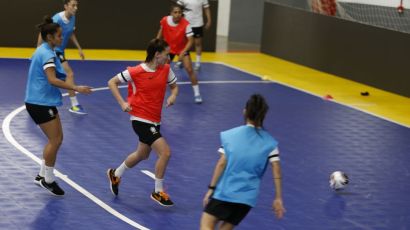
[1,98,150,229]
[1,80,271,229]
[140,170,156,180]
[7,58,403,126]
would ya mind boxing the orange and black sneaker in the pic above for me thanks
[151,191,174,207]
[107,168,121,196]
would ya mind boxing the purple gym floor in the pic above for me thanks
[1,58,409,229]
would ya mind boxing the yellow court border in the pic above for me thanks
[1,47,409,127]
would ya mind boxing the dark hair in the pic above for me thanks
[170,3,186,12]
[245,94,269,128]
[64,0,78,4]
[37,16,60,41]
[145,39,169,62]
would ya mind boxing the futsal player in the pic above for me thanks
[200,94,286,229]
[106,39,178,207]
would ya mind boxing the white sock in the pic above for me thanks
[114,162,129,178]
[196,55,201,64]
[192,85,200,96]
[44,165,55,183]
[39,159,46,177]
[155,178,164,193]
[70,96,79,107]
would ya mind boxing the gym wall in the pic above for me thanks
[261,2,410,97]
[0,0,217,51]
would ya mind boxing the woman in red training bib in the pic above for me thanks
[157,4,203,104]
[106,38,178,207]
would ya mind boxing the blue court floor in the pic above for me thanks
[1,58,410,229]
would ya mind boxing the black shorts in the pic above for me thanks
[25,103,59,125]
[132,120,162,146]
[55,51,67,63]
[192,26,204,38]
[169,51,190,62]
[204,198,252,226]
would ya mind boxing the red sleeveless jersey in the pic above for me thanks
[160,16,190,54]
[127,64,170,123]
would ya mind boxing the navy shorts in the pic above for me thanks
[192,26,204,38]
[55,51,67,63]
[132,120,162,146]
[204,198,252,225]
[169,51,190,62]
[25,103,58,125]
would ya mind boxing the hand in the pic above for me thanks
[166,94,176,107]
[202,190,213,207]
[74,85,92,94]
[272,198,285,219]
[121,102,132,112]
[78,49,85,60]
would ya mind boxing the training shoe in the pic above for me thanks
[34,175,44,186]
[174,61,183,69]
[107,168,121,196]
[194,63,200,71]
[194,95,203,104]
[151,191,174,207]
[69,104,87,115]
[40,179,65,196]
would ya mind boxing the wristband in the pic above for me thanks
[208,185,216,190]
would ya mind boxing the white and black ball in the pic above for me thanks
[329,171,349,190]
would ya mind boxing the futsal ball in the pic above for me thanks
[329,171,349,190]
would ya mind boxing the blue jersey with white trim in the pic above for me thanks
[213,125,278,207]
[53,12,75,53]
[25,43,66,106]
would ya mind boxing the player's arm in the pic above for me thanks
[156,26,163,39]
[108,74,131,112]
[37,33,43,47]
[271,161,285,219]
[70,33,84,60]
[202,152,226,207]
[44,67,91,94]
[166,83,179,107]
[180,35,193,56]
[204,6,211,30]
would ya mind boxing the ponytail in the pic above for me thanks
[37,16,60,41]
[245,94,269,129]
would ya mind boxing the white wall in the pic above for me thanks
[217,0,231,36]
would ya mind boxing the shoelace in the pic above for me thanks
[111,172,121,184]
[159,191,170,200]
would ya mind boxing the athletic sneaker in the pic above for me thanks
[69,104,87,115]
[194,95,203,104]
[107,168,121,196]
[40,179,65,196]
[151,191,174,207]
[174,61,183,69]
[34,175,44,186]
[194,62,200,71]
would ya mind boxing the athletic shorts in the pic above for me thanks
[25,103,58,125]
[55,51,67,63]
[192,26,204,38]
[169,51,190,62]
[204,198,252,226]
[132,120,162,146]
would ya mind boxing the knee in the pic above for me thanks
[50,134,63,147]
[186,67,194,75]
[160,149,171,160]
